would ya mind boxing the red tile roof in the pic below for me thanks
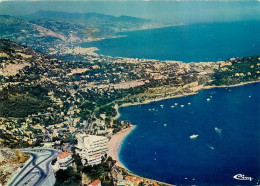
[58,152,71,159]
[89,180,101,186]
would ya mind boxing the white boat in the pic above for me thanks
[174,103,178,106]
[181,105,184,107]
[215,127,222,137]
[171,105,175,108]
[207,144,215,150]
[190,134,199,139]
[188,102,191,105]
[207,98,210,101]
[164,124,167,127]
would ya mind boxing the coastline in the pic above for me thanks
[119,80,260,108]
[110,80,260,185]
[79,24,177,46]
[107,125,136,168]
[111,80,260,166]
[113,104,121,120]
[107,124,176,185]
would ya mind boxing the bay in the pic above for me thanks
[80,21,260,62]
[118,83,260,185]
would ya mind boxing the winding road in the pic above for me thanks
[8,148,59,186]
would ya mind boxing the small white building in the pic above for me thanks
[41,142,55,148]
[76,134,108,165]
[57,152,73,169]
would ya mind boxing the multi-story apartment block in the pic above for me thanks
[76,134,108,165]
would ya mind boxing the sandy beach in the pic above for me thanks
[107,125,136,168]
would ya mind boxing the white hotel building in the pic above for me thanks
[76,134,109,165]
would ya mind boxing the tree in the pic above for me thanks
[54,166,81,186]
[73,153,83,167]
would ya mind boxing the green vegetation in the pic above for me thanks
[54,167,81,186]
[73,155,116,185]
[211,56,260,85]
[0,130,30,148]
[80,163,110,180]
[96,104,117,118]
[0,85,51,118]
[79,101,96,119]
[0,94,50,118]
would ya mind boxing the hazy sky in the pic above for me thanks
[1,0,259,24]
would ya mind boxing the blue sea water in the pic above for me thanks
[118,83,260,185]
[81,21,260,62]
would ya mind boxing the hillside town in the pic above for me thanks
[0,37,259,185]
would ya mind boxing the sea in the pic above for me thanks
[81,21,260,62]
[2,0,260,62]
[118,83,260,185]
[1,1,260,185]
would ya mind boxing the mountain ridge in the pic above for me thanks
[0,11,162,53]
[21,10,158,33]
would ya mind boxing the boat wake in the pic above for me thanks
[207,144,215,150]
